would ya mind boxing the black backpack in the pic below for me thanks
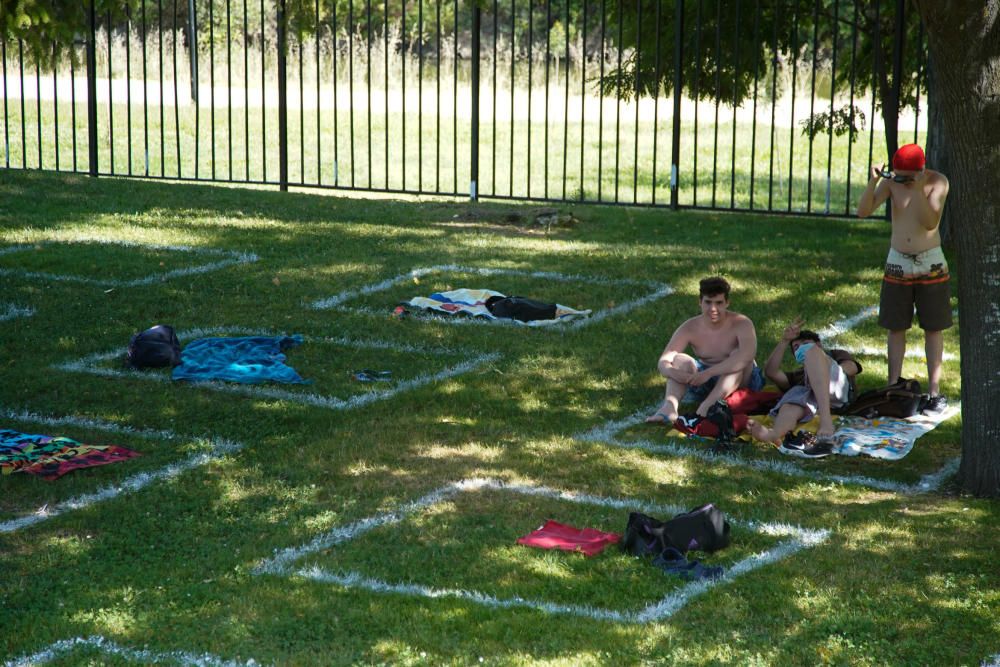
[127,324,182,369]
[485,295,557,322]
[623,504,731,557]
[841,378,927,419]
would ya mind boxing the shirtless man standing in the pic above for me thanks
[646,276,763,425]
[857,143,951,414]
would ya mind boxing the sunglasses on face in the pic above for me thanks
[880,169,918,183]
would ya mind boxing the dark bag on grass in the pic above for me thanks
[485,295,557,322]
[623,504,731,557]
[127,324,182,369]
[841,378,926,419]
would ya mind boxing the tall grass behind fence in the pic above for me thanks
[0,0,927,216]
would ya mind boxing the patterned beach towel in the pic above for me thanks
[0,429,141,480]
[172,335,308,384]
[516,520,621,556]
[833,405,959,460]
[403,289,591,326]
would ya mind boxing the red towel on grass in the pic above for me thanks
[516,520,621,557]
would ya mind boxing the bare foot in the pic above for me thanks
[645,408,676,425]
[747,418,774,444]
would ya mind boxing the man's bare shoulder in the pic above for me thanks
[726,311,757,331]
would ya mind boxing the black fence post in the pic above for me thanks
[670,0,684,210]
[277,0,288,191]
[470,4,481,201]
[87,0,99,177]
[188,0,198,102]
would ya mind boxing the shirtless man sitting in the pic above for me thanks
[857,143,951,415]
[646,276,763,425]
[747,319,862,456]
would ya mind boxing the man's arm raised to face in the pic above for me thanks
[857,164,891,218]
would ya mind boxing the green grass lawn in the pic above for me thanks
[1,169,996,666]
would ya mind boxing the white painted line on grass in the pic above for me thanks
[816,305,879,340]
[52,326,499,412]
[0,241,257,288]
[254,478,830,624]
[576,405,960,495]
[841,344,958,362]
[309,264,673,330]
[0,303,35,322]
[2,635,263,667]
[0,408,243,534]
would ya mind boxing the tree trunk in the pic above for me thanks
[913,0,1000,497]
[924,54,953,244]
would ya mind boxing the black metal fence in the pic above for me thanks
[0,0,926,216]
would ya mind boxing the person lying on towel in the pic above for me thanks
[748,318,862,448]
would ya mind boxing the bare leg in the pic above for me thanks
[647,354,697,423]
[887,329,906,384]
[802,348,835,438]
[748,403,806,444]
[925,329,944,396]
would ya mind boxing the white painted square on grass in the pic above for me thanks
[2,635,261,667]
[0,240,257,288]
[53,326,500,412]
[0,302,35,322]
[254,478,829,624]
[0,407,243,534]
[575,405,960,495]
[309,264,673,329]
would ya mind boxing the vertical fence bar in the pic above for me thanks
[384,0,389,188]
[562,0,569,200]
[332,0,339,185]
[416,0,422,190]
[1,38,7,169]
[349,0,356,187]
[767,0,778,209]
[710,0,720,207]
[71,40,77,171]
[53,45,60,170]
[126,6,133,173]
[492,0,498,196]
[913,20,923,142]
[544,0,551,199]
[209,0,216,179]
[825,0,839,213]
[159,0,165,177]
[787,4,797,211]
[174,0,181,177]
[632,0,640,203]
[87,4,99,177]
[471,3,481,200]
[318,0,323,185]
[34,57,41,169]
[16,40,23,167]
[509,0,514,196]
[243,0,249,180]
[527,0,533,196]
[277,0,288,190]
[298,9,304,183]
[598,0,605,201]
[805,0,818,212]
[845,0,859,213]
[614,0,622,202]
[189,0,198,102]
[142,0,149,175]
[729,0,740,208]
[651,0,662,205]
[579,0,587,200]
[670,0,683,209]
[261,0,268,181]
[435,0,441,191]
[365,0,372,187]
[867,0,877,190]
[452,0,457,193]
[748,0,760,209]
[399,0,404,189]
[692,0,702,205]
[889,0,904,159]
[226,0,232,179]
[194,1,200,178]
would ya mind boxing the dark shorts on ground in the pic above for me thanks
[878,246,953,331]
[684,361,766,404]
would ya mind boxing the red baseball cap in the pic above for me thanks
[892,143,925,171]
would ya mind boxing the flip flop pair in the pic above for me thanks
[351,369,393,382]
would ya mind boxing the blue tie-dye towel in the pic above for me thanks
[172,335,308,384]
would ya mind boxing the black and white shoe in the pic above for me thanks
[797,438,836,459]
[922,394,948,416]
[778,430,815,456]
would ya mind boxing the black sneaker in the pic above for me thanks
[778,430,816,456]
[922,394,948,416]
[797,438,836,459]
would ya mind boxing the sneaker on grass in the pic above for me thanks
[922,394,948,416]
[796,438,836,459]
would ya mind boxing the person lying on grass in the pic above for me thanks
[646,276,763,425]
[748,318,862,446]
